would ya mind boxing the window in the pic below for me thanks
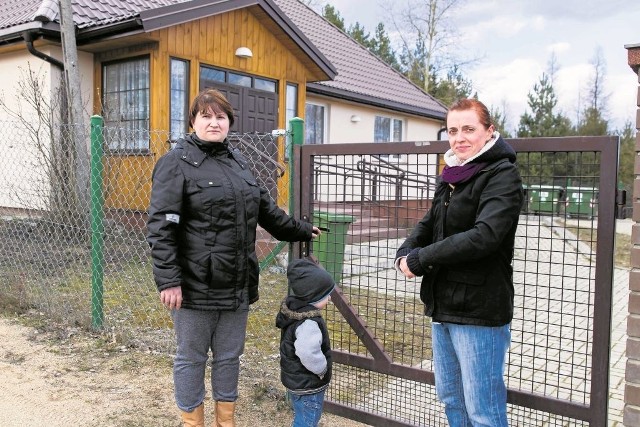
[200,65,276,92]
[255,78,277,93]
[228,72,252,87]
[285,83,297,158]
[170,58,189,141]
[374,116,403,142]
[102,56,150,151]
[200,67,225,83]
[305,103,326,144]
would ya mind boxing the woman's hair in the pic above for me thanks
[189,89,235,128]
[447,98,493,130]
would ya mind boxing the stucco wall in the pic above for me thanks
[307,95,444,144]
[0,47,94,211]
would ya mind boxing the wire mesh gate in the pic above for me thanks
[296,136,619,426]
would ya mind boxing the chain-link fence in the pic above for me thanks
[0,120,291,354]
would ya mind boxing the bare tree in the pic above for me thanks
[301,0,325,11]
[575,47,610,136]
[0,64,86,236]
[385,0,468,93]
[585,47,609,113]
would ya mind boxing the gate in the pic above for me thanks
[294,136,619,426]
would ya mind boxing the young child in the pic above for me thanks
[276,257,336,427]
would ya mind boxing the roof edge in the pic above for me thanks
[257,0,336,80]
[138,0,336,80]
[0,21,60,45]
[139,0,256,32]
[307,83,447,121]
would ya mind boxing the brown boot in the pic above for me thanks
[181,403,205,427]
[214,401,236,427]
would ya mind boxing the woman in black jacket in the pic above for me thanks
[396,99,523,426]
[147,89,320,427]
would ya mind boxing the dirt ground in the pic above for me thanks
[0,316,370,427]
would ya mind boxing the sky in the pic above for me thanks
[316,0,640,133]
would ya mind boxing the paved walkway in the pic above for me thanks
[337,218,630,425]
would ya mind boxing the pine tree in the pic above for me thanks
[347,22,372,49]
[430,65,473,108]
[616,120,636,203]
[517,73,573,137]
[369,23,400,71]
[490,105,512,138]
[322,4,345,31]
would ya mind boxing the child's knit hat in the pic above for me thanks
[287,257,336,304]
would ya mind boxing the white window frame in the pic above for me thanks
[304,102,328,145]
[374,115,404,160]
[102,56,151,152]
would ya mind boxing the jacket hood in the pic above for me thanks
[287,258,336,305]
[475,135,516,165]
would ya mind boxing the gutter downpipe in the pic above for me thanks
[23,30,64,70]
[438,127,448,141]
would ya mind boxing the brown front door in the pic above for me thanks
[199,78,280,201]
[199,81,277,134]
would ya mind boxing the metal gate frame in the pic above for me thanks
[293,136,619,426]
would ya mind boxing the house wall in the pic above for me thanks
[306,95,443,144]
[0,47,94,211]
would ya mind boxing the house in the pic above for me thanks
[0,0,447,211]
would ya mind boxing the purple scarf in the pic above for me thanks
[441,162,489,184]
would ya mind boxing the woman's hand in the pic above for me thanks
[160,286,183,310]
[311,226,322,239]
[399,257,416,279]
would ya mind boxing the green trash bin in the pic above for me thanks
[312,211,355,285]
[564,186,598,218]
[521,184,529,213]
[527,184,563,215]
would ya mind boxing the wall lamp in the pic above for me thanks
[350,114,361,123]
[235,47,253,58]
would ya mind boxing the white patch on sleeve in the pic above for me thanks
[166,213,180,224]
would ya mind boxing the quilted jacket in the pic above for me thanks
[147,134,313,310]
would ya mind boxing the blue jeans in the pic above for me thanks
[289,390,325,427]
[432,322,510,427]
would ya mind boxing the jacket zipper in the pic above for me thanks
[444,184,455,207]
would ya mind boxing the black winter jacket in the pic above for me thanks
[396,137,523,326]
[146,135,313,310]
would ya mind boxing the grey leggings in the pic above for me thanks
[172,307,249,412]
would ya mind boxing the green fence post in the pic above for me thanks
[258,118,305,271]
[288,117,304,263]
[90,115,105,330]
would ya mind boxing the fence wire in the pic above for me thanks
[0,122,615,426]
[0,121,289,353]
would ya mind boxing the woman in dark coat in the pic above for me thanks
[396,98,523,426]
[147,89,320,427]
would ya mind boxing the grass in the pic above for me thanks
[563,225,631,269]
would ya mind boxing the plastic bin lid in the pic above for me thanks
[313,210,356,223]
